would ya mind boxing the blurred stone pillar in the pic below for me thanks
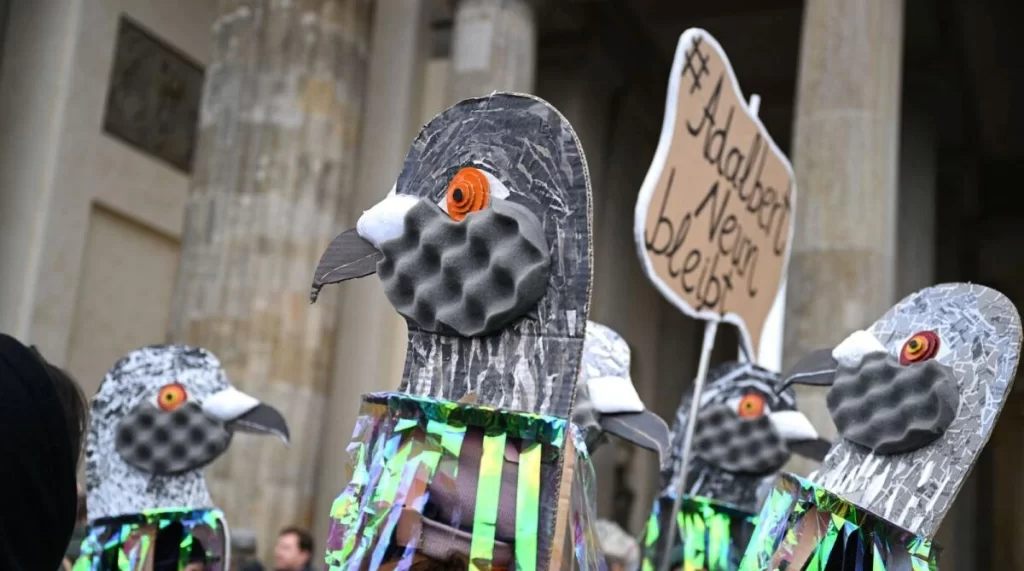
[783,0,905,474]
[310,0,429,546]
[167,0,372,560]
[449,0,536,102]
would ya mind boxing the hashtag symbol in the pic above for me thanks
[681,36,710,94]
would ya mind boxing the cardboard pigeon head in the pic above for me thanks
[75,345,289,570]
[572,321,670,462]
[740,283,1021,569]
[641,361,828,571]
[311,93,603,570]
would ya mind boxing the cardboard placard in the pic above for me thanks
[634,29,795,356]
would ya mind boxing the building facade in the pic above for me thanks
[0,0,1021,566]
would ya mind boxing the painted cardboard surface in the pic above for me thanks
[395,93,592,419]
[634,29,795,358]
[810,283,1022,537]
[310,93,594,569]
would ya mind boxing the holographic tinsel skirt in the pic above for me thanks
[739,473,940,570]
[324,391,606,570]
[73,507,228,571]
[641,494,757,571]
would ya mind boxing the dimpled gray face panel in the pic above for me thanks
[377,198,550,338]
[693,405,789,475]
[810,283,1022,537]
[394,93,592,418]
[827,353,959,455]
[660,362,798,512]
[116,403,231,476]
[86,345,232,522]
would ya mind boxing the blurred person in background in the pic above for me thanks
[231,528,266,571]
[0,333,88,571]
[274,527,315,571]
[595,519,641,571]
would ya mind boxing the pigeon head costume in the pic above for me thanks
[75,345,290,570]
[573,321,670,462]
[641,361,828,571]
[739,284,1021,570]
[311,93,603,570]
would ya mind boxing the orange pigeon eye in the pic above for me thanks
[157,383,188,412]
[737,393,765,419]
[446,167,490,221]
[900,331,939,365]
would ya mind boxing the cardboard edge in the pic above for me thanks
[547,434,578,570]
[632,28,799,363]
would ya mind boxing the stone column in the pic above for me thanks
[783,0,905,474]
[449,0,536,102]
[310,0,429,546]
[167,0,372,559]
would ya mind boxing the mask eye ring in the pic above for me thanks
[900,331,940,365]
[735,393,767,419]
[445,167,490,221]
[157,383,188,412]
[437,167,512,216]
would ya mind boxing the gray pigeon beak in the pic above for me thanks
[227,403,290,445]
[599,410,672,469]
[202,387,291,445]
[778,348,839,392]
[310,228,382,303]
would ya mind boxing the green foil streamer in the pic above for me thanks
[738,473,941,570]
[640,495,756,571]
[470,432,508,569]
[325,392,572,570]
[516,441,542,569]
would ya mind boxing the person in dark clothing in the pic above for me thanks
[0,334,88,571]
[154,522,210,571]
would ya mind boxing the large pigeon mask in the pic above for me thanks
[311,93,602,570]
[740,283,1021,569]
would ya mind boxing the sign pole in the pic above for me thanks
[659,318,719,571]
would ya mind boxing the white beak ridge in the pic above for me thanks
[202,387,260,422]
[356,194,420,249]
[768,410,820,442]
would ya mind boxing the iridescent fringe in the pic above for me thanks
[73,507,227,571]
[640,495,756,571]
[738,473,940,570]
[325,391,606,570]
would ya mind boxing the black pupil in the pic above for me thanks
[910,340,919,349]
[453,188,464,202]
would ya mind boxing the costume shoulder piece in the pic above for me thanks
[741,283,1022,569]
[311,93,605,570]
[641,361,826,571]
[77,345,289,570]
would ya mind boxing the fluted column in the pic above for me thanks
[167,0,372,559]
[783,0,904,474]
[449,0,536,102]
[310,0,429,547]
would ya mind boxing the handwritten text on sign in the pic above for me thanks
[639,34,794,352]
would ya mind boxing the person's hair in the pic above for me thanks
[279,526,314,554]
[30,347,89,464]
